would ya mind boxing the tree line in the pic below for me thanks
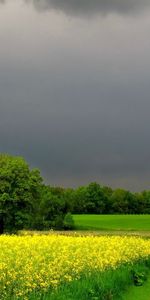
[0,154,150,233]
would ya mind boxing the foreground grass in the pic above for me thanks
[122,276,150,300]
[73,214,150,231]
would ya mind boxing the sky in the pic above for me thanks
[0,0,150,191]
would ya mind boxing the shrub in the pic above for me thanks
[63,213,75,230]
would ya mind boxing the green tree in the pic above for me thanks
[0,154,42,232]
[86,182,107,214]
[38,185,66,229]
[73,186,88,213]
[141,191,150,213]
[110,189,129,214]
[63,213,75,230]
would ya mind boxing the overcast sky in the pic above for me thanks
[0,0,150,191]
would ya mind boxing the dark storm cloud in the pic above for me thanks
[1,0,150,191]
[1,65,150,191]
[27,0,150,16]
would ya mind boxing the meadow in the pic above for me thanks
[0,234,150,300]
[73,214,150,231]
[122,277,150,300]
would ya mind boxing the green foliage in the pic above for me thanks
[70,183,150,215]
[132,264,148,286]
[133,271,146,286]
[0,154,43,232]
[38,186,66,230]
[63,213,75,230]
[86,182,108,214]
[54,215,64,230]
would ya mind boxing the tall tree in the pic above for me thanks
[0,154,42,232]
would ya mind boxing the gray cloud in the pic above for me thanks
[1,0,150,191]
[26,0,150,16]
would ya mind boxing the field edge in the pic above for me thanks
[27,257,150,300]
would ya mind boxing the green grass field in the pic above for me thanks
[73,214,150,231]
[122,277,150,300]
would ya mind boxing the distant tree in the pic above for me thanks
[73,186,88,213]
[141,191,150,213]
[101,186,113,213]
[37,185,65,229]
[85,182,107,214]
[62,188,75,213]
[49,186,65,197]
[110,189,129,214]
[133,193,145,214]
[73,183,111,214]
[49,186,75,213]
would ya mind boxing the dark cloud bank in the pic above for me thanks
[0,0,150,191]
[27,0,150,16]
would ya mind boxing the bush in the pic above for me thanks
[63,213,75,230]
[54,215,64,230]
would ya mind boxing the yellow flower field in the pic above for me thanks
[0,235,150,299]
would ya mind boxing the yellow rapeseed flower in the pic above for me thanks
[0,234,150,299]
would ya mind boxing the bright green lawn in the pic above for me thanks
[122,277,150,300]
[73,215,150,231]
